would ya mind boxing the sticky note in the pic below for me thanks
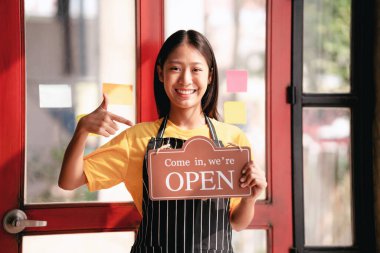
[76,114,86,123]
[226,70,248,92]
[39,84,72,108]
[224,101,247,124]
[103,83,133,105]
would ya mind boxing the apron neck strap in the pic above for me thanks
[205,116,219,142]
[156,115,220,142]
[156,115,169,139]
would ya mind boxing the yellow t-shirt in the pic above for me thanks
[83,118,252,216]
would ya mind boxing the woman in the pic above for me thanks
[59,30,267,252]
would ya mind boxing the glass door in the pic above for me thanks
[0,0,147,252]
[0,0,292,252]
[24,0,136,205]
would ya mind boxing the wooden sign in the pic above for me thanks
[147,136,251,200]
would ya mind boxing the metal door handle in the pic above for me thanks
[3,209,47,234]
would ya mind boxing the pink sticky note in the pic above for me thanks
[226,70,248,92]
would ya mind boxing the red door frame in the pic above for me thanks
[0,1,24,251]
[258,0,293,252]
[0,0,292,252]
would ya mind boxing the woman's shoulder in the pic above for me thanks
[124,118,162,137]
[210,118,244,134]
[129,119,161,130]
[209,118,250,146]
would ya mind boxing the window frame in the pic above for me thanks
[291,0,376,252]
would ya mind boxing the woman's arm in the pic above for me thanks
[230,161,267,231]
[58,94,133,190]
[58,126,89,190]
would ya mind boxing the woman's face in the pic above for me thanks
[157,43,211,115]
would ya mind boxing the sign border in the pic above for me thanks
[147,136,252,200]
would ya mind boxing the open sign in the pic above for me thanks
[147,136,251,200]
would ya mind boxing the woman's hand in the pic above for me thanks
[77,94,134,137]
[230,161,267,231]
[239,161,267,201]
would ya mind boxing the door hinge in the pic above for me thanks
[289,247,298,253]
[286,85,296,105]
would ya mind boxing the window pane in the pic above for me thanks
[303,108,353,246]
[25,0,136,204]
[23,232,135,253]
[232,229,267,253]
[165,0,267,199]
[303,0,351,93]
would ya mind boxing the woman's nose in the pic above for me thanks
[179,68,192,85]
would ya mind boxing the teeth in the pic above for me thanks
[176,89,195,95]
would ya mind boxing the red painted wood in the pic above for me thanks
[0,0,23,252]
[136,0,164,123]
[23,204,141,234]
[261,0,293,252]
[0,1,157,251]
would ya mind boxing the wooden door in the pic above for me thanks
[0,1,292,252]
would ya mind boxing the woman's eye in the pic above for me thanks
[193,68,202,72]
[170,66,181,71]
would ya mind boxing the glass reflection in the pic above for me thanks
[303,0,351,93]
[232,229,267,253]
[25,0,136,204]
[23,232,135,253]
[303,108,353,246]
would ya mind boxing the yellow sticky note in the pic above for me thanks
[224,101,247,124]
[76,114,86,123]
[103,83,133,105]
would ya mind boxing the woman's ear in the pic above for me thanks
[157,65,164,83]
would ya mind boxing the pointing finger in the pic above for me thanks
[110,113,134,126]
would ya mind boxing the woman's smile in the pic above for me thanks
[158,43,211,113]
[175,88,197,96]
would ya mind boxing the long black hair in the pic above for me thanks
[153,30,220,120]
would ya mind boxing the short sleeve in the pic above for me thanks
[236,129,254,161]
[83,131,129,192]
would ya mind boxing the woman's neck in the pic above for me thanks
[168,108,206,130]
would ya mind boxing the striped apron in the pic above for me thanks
[131,116,234,253]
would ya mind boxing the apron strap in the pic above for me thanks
[156,115,169,139]
[205,116,219,143]
[155,115,220,142]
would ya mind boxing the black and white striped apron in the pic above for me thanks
[131,116,234,253]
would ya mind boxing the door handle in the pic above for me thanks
[2,209,47,234]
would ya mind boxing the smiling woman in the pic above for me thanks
[57,29,267,252]
[158,43,211,122]
[154,30,220,122]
